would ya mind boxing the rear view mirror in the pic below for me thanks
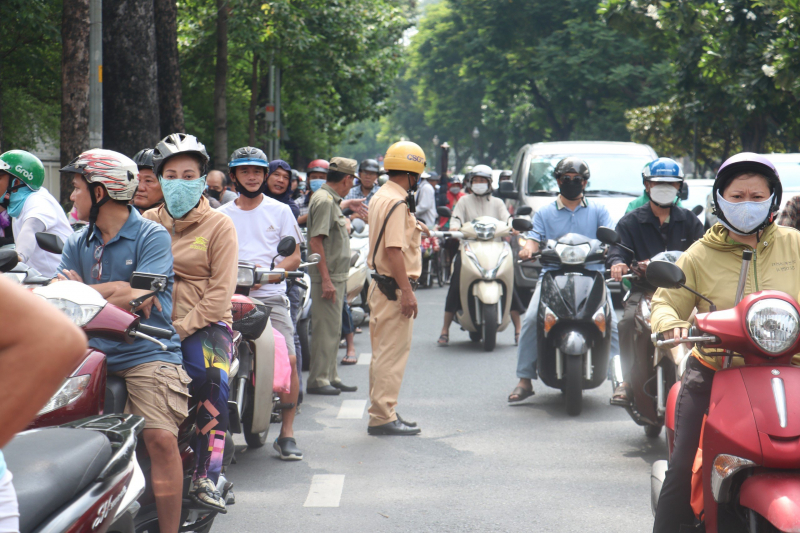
[130,272,168,292]
[36,232,65,255]
[437,206,452,218]
[596,227,620,246]
[306,253,321,265]
[512,218,533,232]
[496,180,519,200]
[692,205,704,216]
[0,249,19,273]
[351,218,366,234]
[679,181,689,201]
[277,236,297,258]
[516,205,533,217]
[646,261,686,289]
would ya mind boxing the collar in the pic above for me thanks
[383,180,408,199]
[556,196,588,210]
[89,205,141,245]
[321,183,342,203]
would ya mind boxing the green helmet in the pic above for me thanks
[0,150,45,191]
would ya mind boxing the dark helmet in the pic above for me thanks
[229,146,269,169]
[712,152,781,234]
[291,169,302,182]
[307,159,329,174]
[133,148,155,170]
[554,157,590,180]
[359,158,380,174]
[499,170,512,180]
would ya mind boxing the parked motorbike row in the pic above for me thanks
[0,233,318,533]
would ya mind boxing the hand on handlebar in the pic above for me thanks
[518,240,537,260]
[610,263,629,282]
[662,327,689,342]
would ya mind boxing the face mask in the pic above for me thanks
[7,184,34,218]
[648,184,678,207]
[309,179,325,192]
[160,176,207,219]
[206,188,221,201]
[715,191,775,235]
[408,174,419,193]
[298,182,307,191]
[450,186,461,195]
[471,183,489,196]
[558,178,584,201]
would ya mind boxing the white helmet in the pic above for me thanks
[469,164,493,195]
[153,133,210,178]
[60,149,139,201]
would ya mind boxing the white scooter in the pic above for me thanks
[348,218,371,326]
[433,206,532,351]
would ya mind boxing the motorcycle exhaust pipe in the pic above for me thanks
[585,349,592,380]
[556,348,563,380]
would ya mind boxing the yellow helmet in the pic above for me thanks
[383,141,426,174]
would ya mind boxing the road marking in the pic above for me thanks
[357,352,372,365]
[304,475,345,507]
[337,399,367,419]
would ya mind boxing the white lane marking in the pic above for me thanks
[304,475,345,507]
[337,399,367,419]
[357,352,372,365]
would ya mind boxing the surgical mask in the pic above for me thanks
[309,179,325,192]
[471,183,489,196]
[160,176,207,219]
[7,184,34,218]
[649,184,678,207]
[449,186,461,195]
[558,178,584,201]
[715,191,775,235]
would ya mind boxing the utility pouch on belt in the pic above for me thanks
[371,200,407,302]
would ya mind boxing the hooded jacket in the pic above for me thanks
[266,186,299,219]
[143,196,238,340]
[651,223,800,369]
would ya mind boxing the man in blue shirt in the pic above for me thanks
[56,149,187,533]
[508,157,620,402]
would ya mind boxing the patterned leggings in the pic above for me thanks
[181,323,232,484]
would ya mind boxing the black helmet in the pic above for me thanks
[499,170,512,180]
[712,152,781,235]
[554,157,590,180]
[359,159,380,173]
[133,148,155,170]
[229,146,269,169]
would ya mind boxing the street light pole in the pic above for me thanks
[472,127,480,163]
[89,0,103,148]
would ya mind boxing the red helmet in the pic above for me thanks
[306,159,329,174]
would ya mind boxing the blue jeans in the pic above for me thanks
[516,281,619,380]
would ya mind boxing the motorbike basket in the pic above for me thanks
[231,295,271,339]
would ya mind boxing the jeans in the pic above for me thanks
[287,283,303,390]
[342,303,355,336]
[516,279,619,380]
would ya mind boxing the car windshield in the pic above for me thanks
[527,154,654,196]
[773,162,800,187]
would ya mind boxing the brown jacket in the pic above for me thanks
[144,196,238,340]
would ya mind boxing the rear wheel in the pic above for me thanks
[644,424,663,439]
[565,355,583,416]
[298,318,310,371]
[482,304,497,352]
[243,385,269,448]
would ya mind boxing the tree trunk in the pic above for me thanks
[61,0,91,206]
[740,115,768,154]
[213,0,228,170]
[154,0,184,137]
[0,60,4,153]
[248,56,258,146]
[102,0,160,156]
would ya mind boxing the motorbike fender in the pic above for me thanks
[740,472,800,533]
[473,280,501,304]
[250,319,276,433]
[651,460,668,517]
[557,330,588,356]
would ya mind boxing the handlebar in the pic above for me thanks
[429,231,464,239]
[650,331,719,347]
[136,324,173,340]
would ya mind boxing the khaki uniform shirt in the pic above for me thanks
[368,180,422,279]
[308,183,350,283]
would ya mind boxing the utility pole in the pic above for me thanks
[274,67,281,160]
[89,0,102,148]
[267,62,275,160]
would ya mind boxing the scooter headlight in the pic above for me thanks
[46,298,102,327]
[746,299,800,355]
[554,243,590,265]
[37,374,91,415]
[711,454,757,503]
[474,222,496,240]
[237,264,256,287]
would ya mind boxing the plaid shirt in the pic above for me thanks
[778,195,800,230]
[345,183,380,205]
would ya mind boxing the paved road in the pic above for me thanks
[217,285,663,532]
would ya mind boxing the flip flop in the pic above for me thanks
[508,386,534,403]
[610,383,632,406]
[437,334,449,346]
[341,354,358,365]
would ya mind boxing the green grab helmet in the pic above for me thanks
[0,150,45,191]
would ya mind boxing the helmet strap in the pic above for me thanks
[86,183,111,247]
[232,171,265,198]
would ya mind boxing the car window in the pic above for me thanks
[527,154,654,195]
[773,162,800,187]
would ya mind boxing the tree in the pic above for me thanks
[213,0,229,170]
[155,0,185,137]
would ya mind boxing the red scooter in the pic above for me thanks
[648,252,800,532]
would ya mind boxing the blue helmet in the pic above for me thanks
[229,146,269,169]
[643,158,684,183]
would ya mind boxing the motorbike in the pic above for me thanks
[419,235,443,288]
[4,414,146,533]
[648,252,800,532]
[432,206,532,352]
[347,218,371,325]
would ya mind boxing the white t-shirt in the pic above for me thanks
[12,187,73,277]
[218,196,304,299]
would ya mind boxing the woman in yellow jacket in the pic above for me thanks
[145,133,239,513]
[651,153,800,532]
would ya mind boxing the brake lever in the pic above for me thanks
[130,330,167,351]
[653,335,719,347]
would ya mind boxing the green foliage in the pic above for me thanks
[333,119,387,163]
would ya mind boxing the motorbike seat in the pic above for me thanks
[105,375,129,414]
[4,428,113,533]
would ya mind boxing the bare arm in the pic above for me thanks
[297,213,308,225]
[309,235,330,283]
[275,245,301,272]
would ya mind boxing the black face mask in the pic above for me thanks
[207,188,221,201]
[558,178,584,200]
[234,178,265,199]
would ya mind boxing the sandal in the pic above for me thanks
[437,334,449,346]
[341,354,358,365]
[189,477,227,514]
[508,386,534,403]
[610,383,632,406]
[355,327,363,334]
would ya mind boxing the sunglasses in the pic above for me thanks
[91,244,105,281]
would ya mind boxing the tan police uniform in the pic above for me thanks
[367,180,423,426]
[307,177,351,389]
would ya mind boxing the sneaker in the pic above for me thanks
[189,477,227,513]
[274,437,303,461]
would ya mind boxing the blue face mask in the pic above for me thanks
[159,176,207,219]
[309,179,325,192]
[716,191,775,235]
[7,184,34,218]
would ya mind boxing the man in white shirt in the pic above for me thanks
[415,172,437,228]
[218,146,305,461]
[0,150,72,277]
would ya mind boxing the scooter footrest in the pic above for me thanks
[275,402,295,410]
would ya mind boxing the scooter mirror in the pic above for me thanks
[646,260,686,289]
[496,180,519,199]
[35,232,65,255]
[692,205,704,216]
[516,205,533,217]
[351,218,366,234]
[306,253,321,264]
[277,236,297,258]
[437,206,452,218]
[0,249,19,273]
[596,227,620,246]
[512,218,533,232]
[130,272,168,291]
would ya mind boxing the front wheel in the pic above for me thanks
[482,303,497,352]
[243,385,269,448]
[565,355,583,416]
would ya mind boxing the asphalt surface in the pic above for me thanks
[217,285,663,532]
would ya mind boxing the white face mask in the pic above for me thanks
[471,183,489,195]
[649,184,678,206]
[715,191,775,235]
[449,186,461,195]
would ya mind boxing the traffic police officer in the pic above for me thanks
[367,141,427,435]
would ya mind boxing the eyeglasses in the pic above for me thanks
[91,244,105,280]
